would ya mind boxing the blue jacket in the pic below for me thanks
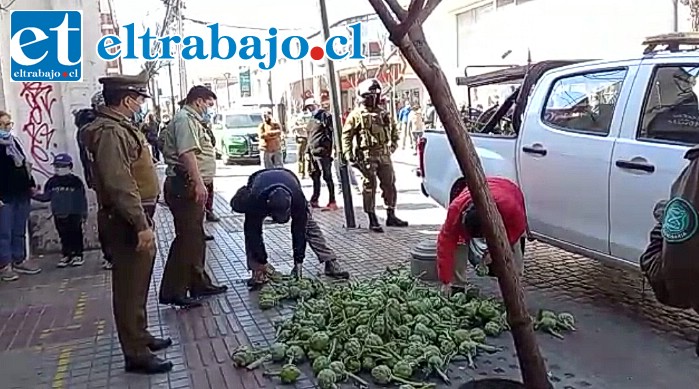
[242,168,308,262]
[398,106,411,123]
[33,174,88,217]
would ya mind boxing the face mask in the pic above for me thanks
[467,238,488,268]
[55,167,71,176]
[0,129,10,139]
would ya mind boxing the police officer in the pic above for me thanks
[82,72,173,374]
[341,78,409,232]
[159,87,227,308]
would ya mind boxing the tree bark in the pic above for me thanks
[681,0,699,31]
[365,0,550,387]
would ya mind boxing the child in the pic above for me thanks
[33,153,88,267]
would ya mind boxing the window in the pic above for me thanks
[456,4,492,68]
[542,69,627,135]
[638,65,699,145]
[224,114,263,129]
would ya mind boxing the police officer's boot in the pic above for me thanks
[367,212,384,233]
[386,208,409,227]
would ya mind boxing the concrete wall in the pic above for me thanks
[0,0,104,254]
[423,0,693,104]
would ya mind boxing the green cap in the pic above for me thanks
[99,70,150,98]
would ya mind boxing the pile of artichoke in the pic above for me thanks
[232,268,575,388]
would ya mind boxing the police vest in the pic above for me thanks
[357,109,390,154]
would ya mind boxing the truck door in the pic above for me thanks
[609,61,699,265]
[518,64,636,253]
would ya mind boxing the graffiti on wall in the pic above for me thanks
[19,82,58,181]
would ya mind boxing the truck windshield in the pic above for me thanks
[224,114,263,128]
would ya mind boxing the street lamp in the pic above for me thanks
[223,72,231,108]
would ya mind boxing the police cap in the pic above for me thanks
[98,70,151,98]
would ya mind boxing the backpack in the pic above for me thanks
[74,108,98,188]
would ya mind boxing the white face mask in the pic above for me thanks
[55,167,71,176]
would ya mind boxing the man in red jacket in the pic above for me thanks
[436,177,527,289]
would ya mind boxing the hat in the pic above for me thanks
[99,70,151,98]
[52,153,73,166]
[303,98,317,108]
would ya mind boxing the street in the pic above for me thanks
[1,141,699,389]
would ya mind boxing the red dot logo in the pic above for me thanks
[62,72,68,77]
[310,46,324,61]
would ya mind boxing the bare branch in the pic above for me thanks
[367,0,400,31]
[384,0,407,20]
[418,0,443,25]
[392,0,424,42]
[0,0,17,11]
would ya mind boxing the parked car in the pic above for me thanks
[419,34,699,268]
[214,110,287,165]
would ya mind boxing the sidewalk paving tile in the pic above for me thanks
[1,192,699,388]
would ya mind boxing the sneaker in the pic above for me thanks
[324,260,350,279]
[12,260,41,275]
[247,268,270,290]
[70,256,85,267]
[0,266,19,281]
[205,211,220,222]
[290,263,302,278]
[57,257,71,268]
[322,202,339,211]
[310,201,320,208]
[102,259,113,270]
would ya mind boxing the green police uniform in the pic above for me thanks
[159,101,225,305]
[341,104,408,231]
[83,73,173,374]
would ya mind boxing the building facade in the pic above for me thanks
[273,15,427,116]
[423,0,692,105]
[0,0,116,253]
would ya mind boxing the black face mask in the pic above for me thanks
[362,94,379,108]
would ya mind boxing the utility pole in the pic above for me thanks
[167,61,176,116]
[223,72,231,108]
[176,0,188,98]
[672,0,679,32]
[318,0,356,228]
[267,71,274,105]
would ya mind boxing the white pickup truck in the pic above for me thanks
[420,41,699,267]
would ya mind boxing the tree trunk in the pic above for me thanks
[365,0,550,387]
[682,0,699,31]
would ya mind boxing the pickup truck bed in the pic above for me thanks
[421,53,699,267]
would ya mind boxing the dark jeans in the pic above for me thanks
[0,196,30,267]
[54,214,84,257]
[151,143,160,162]
[310,156,335,204]
[205,181,214,212]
